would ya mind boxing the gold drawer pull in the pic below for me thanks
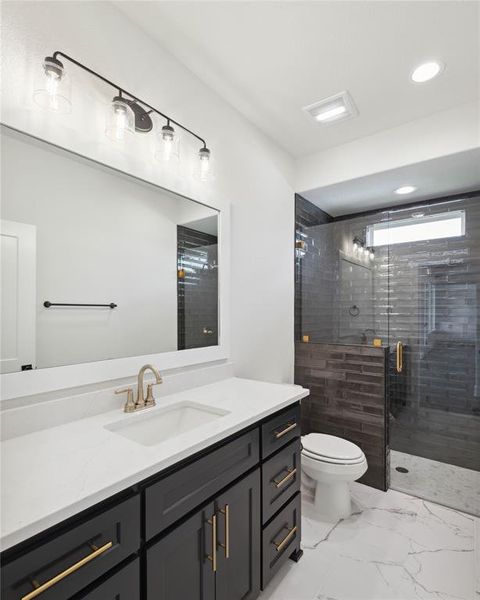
[273,526,297,553]
[219,504,230,559]
[207,514,217,572]
[273,468,297,489]
[274,422,297,439]
[21,541,113,600]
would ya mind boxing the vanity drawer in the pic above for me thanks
[145,429,259,540]
[76,559,139,600]
[262,438,301,524]
[1,495,140,600]
[261,405,300,459]
[262,493,301,589]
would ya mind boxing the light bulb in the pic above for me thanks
[105,96,133,142]
[33,56,71,113]
[198,147,211,182]
[369,249,375,260]
[155,123,180,164]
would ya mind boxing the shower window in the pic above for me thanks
[366,210,465,246]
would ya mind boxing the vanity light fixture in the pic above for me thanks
[411,61,444,83]
[105,95,134,142]
[33,56,72,113]
[33,52,211,177]
[155,121,180,164]
[394,185,417,195]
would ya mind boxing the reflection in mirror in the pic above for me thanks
[0,126,219,373]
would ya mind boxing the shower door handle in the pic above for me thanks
[396,341,404,373]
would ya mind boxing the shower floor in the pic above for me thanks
[390,450,480,517]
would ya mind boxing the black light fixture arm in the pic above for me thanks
[52,51,208,148]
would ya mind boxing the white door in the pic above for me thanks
[1,220,36,373]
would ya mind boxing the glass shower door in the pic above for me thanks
[381,197,480,515]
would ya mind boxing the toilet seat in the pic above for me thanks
[302,433,365,465]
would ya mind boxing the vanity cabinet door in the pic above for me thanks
[215,469,261,600]
[147,502,215,600]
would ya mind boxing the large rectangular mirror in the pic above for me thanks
[1,126,219,374]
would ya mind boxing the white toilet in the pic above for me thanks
[301,433,368,519]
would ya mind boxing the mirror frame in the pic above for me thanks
[0,125,230,400]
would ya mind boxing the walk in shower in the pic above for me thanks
[295,193,480,515]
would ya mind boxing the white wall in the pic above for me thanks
[1,1,295,385]
[296,101,480,197]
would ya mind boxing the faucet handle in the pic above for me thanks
[145,383,156,408]
[115,387,135,413]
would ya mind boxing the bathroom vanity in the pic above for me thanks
[1,378,307,600]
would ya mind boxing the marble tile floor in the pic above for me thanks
[390,450,480,517]
[260,482,479,600]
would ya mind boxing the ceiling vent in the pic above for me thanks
[303,91,358,125]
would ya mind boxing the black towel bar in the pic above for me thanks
[43,301,117,309]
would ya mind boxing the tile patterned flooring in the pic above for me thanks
[390,450,480,517]
[260,483,479,600]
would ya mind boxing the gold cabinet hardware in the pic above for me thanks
[274,422,297,439]
[273,526,297,553]
[219,505,230,559]
[273,468,297,489]
[115,387,135,413]
[207,514,217,572]
[396,341,403,374]
[21,541,113,600]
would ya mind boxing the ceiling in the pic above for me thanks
[115,1,479,158]
[302,148,480,217]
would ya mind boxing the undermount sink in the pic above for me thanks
[104,401,230,446]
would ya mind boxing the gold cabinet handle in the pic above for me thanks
[396,341,403,373]
[273,468,297,489]
[274,422,297,439]
[21,541,113,600]
[207,514,217,572]
[273,526,297,553]
[219,504,230,559]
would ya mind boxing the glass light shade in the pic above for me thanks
[155,124,180,163]
[196,147,211,182]
[105,97,134,142]
[33,57,71,114]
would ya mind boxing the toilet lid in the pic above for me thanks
[302,433,364,462]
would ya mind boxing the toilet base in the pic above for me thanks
[314,481,352,519]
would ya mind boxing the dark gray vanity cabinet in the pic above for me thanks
[214,469,261,600]
[1,496,140,600]
[147,469,260,600]
[1,402,302,600]
[147,501,216,600]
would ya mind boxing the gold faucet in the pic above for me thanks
[115,364,163,413]
[137,364,163,408]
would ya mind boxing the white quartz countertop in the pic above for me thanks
[1,377,308,550]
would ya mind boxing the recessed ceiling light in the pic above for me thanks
[303,91,358,125]
[395,185,417,195]
[411,61,443,83]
